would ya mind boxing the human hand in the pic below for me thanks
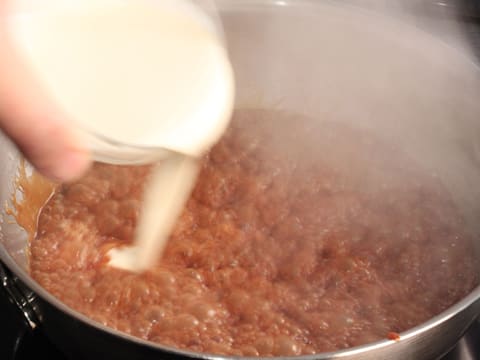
[0,13,91,182]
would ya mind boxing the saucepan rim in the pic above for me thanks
[1,0,480,358]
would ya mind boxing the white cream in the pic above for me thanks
[8,0,234,156]
[7,0,234,271]
[109,154,200,272]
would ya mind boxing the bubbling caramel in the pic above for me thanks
[22,110,480,356]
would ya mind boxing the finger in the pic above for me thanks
[0,28,91,182]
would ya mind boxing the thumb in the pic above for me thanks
[0,31,91,182]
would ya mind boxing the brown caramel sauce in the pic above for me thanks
[5,160,56,255]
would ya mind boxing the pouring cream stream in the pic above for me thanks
[7,0,235,272]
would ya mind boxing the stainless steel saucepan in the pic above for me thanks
[1,1,480,359]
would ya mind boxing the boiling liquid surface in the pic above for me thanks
[28,109,479,356]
